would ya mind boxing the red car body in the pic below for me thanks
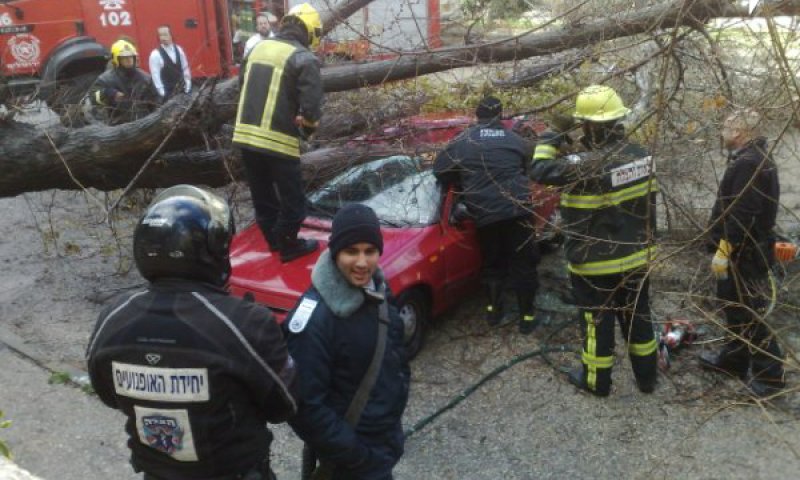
[228,115,560,356]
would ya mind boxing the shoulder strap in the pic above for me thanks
[343,284,390,427]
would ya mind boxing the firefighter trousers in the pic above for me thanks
[570,270,657,395]
[717,259,784,381]
[241,148,307,243]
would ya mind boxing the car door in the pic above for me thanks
[438,187,482,303]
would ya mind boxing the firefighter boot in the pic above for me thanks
[279,234,319,263]
[748,337,785,398]
[566,366,610,397]
[698,342,749,380]
[485,281,504,326]
[631,352,658,394]
[516,291,537,335]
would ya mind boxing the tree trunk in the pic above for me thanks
[0,0,785,197]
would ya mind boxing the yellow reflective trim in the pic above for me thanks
[232,130,300,158]
[533,144,557,159]
[561,180,658,209]
[582,351,614,368]
[94,90,106,105]
[522,315,535,322]
[585,311,597,389]
[568,246,657,276]
[629,338,657,356]
[235,40,300,157]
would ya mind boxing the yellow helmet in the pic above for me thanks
[110,39,138,68]
[573,85,630,122]
[284,2,322,49]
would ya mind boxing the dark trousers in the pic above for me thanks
[571,270,657,395]
[476,216,540,294]
[241,148,307,242]
[717,256,783,380]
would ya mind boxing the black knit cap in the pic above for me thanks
[328,203,383,259]
[476,95,503,120]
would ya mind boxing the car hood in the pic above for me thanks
[228,218,430,312]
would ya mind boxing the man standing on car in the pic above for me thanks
[285,203,410,479]
[233,2,323,263]
[699,108,785,398]
[530,85,658,396]
[434,95,541,334]
[86,185,297,480]
[148,25,192,102]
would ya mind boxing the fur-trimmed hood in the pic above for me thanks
[310,249,386,318]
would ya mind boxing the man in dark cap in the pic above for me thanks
[434,96,541,334]
[285,203,410,479]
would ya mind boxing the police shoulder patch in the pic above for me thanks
[288,298,318,333]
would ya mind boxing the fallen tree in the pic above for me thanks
[0,0,789,197]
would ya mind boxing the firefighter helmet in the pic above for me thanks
[284,2,322,49]
[134,185,235,286]
[110,39,138,68]
[573,85,630,122]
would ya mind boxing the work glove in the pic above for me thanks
[296,115,319,140]
[711,239,733,280]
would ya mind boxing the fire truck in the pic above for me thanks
[0,0,447,120]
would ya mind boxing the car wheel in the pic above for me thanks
[396,289,429,360]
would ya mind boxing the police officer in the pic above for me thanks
[92,39,158,125]
[531,85,658,396]
[285,204,410,480]
[699,108,785,397]
[233,2,323,263]
[86,185,297,479]
[433,96,541,334]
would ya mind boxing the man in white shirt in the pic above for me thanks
[243,12,278,58]
[148,25,192,101]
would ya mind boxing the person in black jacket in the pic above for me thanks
[433,96,540,334]
[233,3,324,263]
[531,85,658,396]
[91,39,158,125]
[699,108,785,398]
[86,185,297,480]
[285,203,410,480]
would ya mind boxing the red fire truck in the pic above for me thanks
[0,0,446,119]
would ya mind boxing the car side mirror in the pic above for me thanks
[450,202,470,224]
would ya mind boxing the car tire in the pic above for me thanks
[396,289,429,360]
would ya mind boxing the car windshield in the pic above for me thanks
[308,155,441,226]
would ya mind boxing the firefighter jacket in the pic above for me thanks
[531,130,658,276]
[708,137,779,270]
[86,279,297,480]
[91,67,158,125]
[232,26,323,160]
[433,118,534,227]
[285,250,410,476]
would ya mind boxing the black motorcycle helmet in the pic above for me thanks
[133,185,235,286]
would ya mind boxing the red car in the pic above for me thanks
[229,152,560,358]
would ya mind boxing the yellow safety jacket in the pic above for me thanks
[531,132,658,276]
[233,36,322,159]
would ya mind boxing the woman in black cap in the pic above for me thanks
[285,203,410,480]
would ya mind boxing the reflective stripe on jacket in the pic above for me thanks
[233,35,322,159]
[531,132,657,275]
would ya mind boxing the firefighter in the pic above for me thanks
[433,96,541,334]
[148,25,192,101]
[86,185,297,480]
[285,204,410,480]
[699,108,785,398]
[233,2,323,263]
[530,85,658,396]
[92,39,158,125]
